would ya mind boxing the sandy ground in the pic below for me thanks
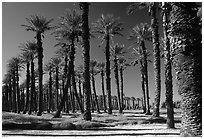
[2,109,181,137]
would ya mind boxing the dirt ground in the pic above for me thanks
[2,109,181,137]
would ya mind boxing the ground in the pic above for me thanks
[2,109,181,137]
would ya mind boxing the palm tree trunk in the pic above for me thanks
[55,66,59,109]
[33,86,37,112]
[169,2,202,136]
[37,32,43,116]
[28,60,35,115]
[105,34,112,114]
[119,67,124,111]
[80,2,92,121]
[63,55,69,113]
[9,80,12,111]
[91,72,101,113]
[163,3,175,128]
[46,87,49,113]
[53,61,72,118]
[70,85,75,113]
[141,41,151,114]
[63,80,69,113]
[23,62,30,114]
[71,70,84,113]
[151,3,161,118]
[12,70,17,112]
[139,60,146,113]
[78,76,83,104]
[20,88,25,111]
[16,66,20,113]
[101,70,107,112]
[114,56,122,113]
[48,71,52,113]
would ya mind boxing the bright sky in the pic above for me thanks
[2,2,181,104]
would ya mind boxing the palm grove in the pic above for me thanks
[2,2,202,137]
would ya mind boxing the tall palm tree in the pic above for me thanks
[162,2,175,129]
[55,41,72,110]
[96,62,107,113]
[130,47,152,113]
[128,23,152,115]
[51,57,62,109]
[44,62,54,113]
[5,72,13,111]
[19,41,37,114]
[93,14,123,114]
[110,43,126,113]
[20,54,30,114]
[19,81,26,111]
[9,68,17,112]
[2,73,12,111]
[76,65,84,105]
[130,47,146,113]
[22,15,54,116]
[90,60,101,114]
[7,57,23,113]
[168,2,201,136]
[118,57,130,112]
[53,9,82,118]
[55,41,71,80]
[127,2,161,117]
[79,2,92,120]
[71,66,84,113]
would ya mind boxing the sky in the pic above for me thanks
[2,2,181,104]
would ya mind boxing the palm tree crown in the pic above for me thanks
[53,9,82,42]
[110,43,126,58]
[92,14,123,46]
[21,15,54,34]
[128,23,152,43]
[19,41,37,62]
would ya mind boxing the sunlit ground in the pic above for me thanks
[2,109,181,137]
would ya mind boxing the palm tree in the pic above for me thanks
[53,9,83,118]
[33,68,41,113]
[55,41,71,80]
[20,54,30,114]
[51,57,62,109]
[5,72,13,111]
[128,23,152,115]
[168,3,201,136]
[44,61,54,113]
[71,67,84,113]
[19,41,37,114]
[93,14,123,114]
[7,57,23,113]
[76,65,84,105]
[90,60,101,113]
[127,2,161,117]
[162,2,175,129]
[22,15,54,116]
[110,43,126,113]
[7,66,17,113]
[79,2,92,121]
[19,81,26,111]
[130,47,146,113]
[118,57,130,112]
[2,73,12,111]
[96,62,107,113]
[55,43,71,113]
